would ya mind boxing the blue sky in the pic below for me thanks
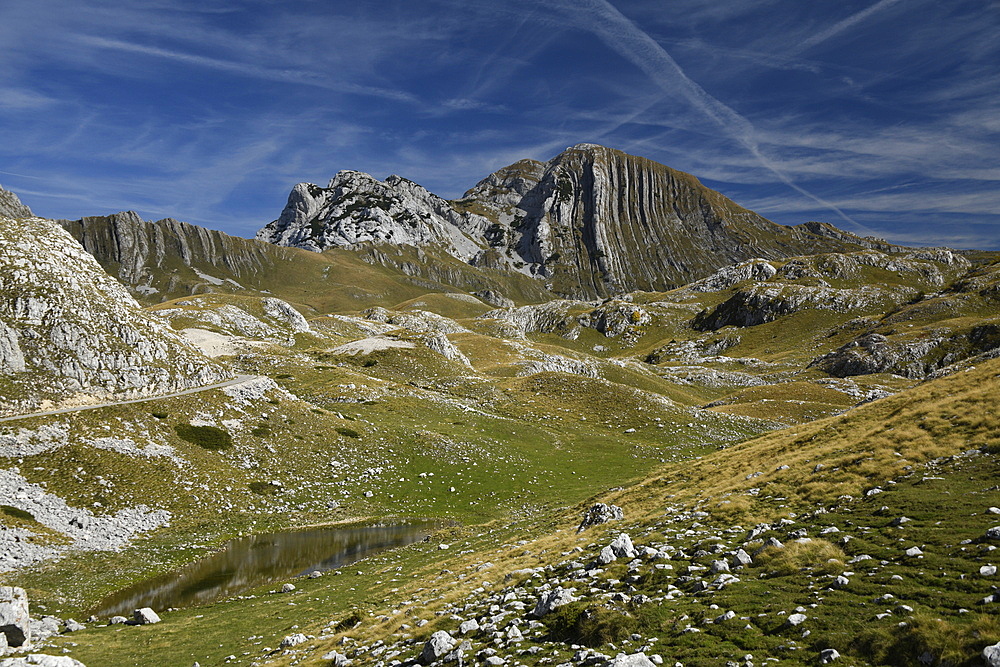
[1,0,998,248]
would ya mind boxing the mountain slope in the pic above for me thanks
[0,185,32,219]
[258,144,889,299]
[0,216,225,416]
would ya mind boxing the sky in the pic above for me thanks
[0,0,998,248]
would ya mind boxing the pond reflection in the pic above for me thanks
[94,520,443,616]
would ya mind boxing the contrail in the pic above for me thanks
[796,0,903,53]
[541,0,873,232]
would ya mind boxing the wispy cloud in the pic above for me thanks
[537,0,874,235]
[794,0,904,53]
[77,36,419,103]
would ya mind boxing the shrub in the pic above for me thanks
[250,424,271,437]
[755,538,845,577]
[174,424,233,450]
[336,427,361,438]
[856,612,1000,666]
[151,411,169,419]
[249,482,280,495]
[544,601,637,647]
[0,505,35,522]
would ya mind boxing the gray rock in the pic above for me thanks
[279,633,307,648]
[62,619,85,633]
[473,290,514,309]
[132,608,161,625]
[785,613,807,627]
[0,586,30,647]
[983,641,1000,667]
[904,546,923,557]
[710,560,730,574]
[261,297,310,333]
[732,549,753,567]
[597,545,618,566]
[420,630,456,664]
[578,504,624,532]
[0,656,87,667]
[610,534,637,559]
[532,587,577,618]
[981,565,998,576]
[29,616,61,642]
[986,527,1000,541]
[820,648,841,664]
[281,583,296,593]
[0,186,32,219]
[604,653,656,667]
[108,616,128,625]
[459,618,480,635]
[320,651,352,666]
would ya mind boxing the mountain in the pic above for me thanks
[5,159,1000,667]
[0,215,225,416]
[0,184,32,219]
[57,210,556,309]
[259,144,888,298]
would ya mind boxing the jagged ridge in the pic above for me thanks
[259,144,885,299]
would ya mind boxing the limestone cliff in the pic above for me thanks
[259,144,874,299]
[0,185,32,219]
[0,216,225,416]
[461,144,873,298]
[59,212,299,299]
[256,171,488,261]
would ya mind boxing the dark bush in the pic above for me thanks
[174,424,233,450]
[0,504,35,522]
[249,482,280,495]
[544,601,637,647]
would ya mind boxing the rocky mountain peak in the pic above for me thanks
[256,169,490,261]
[0,185,32,219]
[257,144,888,299]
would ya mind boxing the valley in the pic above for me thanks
[0,145,998,667]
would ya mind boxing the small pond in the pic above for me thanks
[94,519,443,617]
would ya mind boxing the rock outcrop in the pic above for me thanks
[257,172,488,261]
[0,186,32,220]
[0,586,29,647]
[0,216,225,415]
[258,144,876,299]
[58,211,297,298]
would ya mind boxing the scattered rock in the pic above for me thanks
[578,504,626,533]
[420,630,456,664]
[320,651,352,666]
[981,565,998,576]
[0,656,87,667]
[785,613,807,627]
[820,648,841,664]
[459,619,480,635]
[610,533,638,559]
[280,633,308,648]
[0,587,30,647]
[983,642,1000,667]
[532,587,577,618]
[132,608,161,625]
[62,619,85,633]
[605,653,657,667]
[281,583,296,593]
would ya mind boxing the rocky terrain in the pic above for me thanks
[0,147,999,667]
[260,145,893,299]
[0,187,32,220]
[0,216,225,415]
